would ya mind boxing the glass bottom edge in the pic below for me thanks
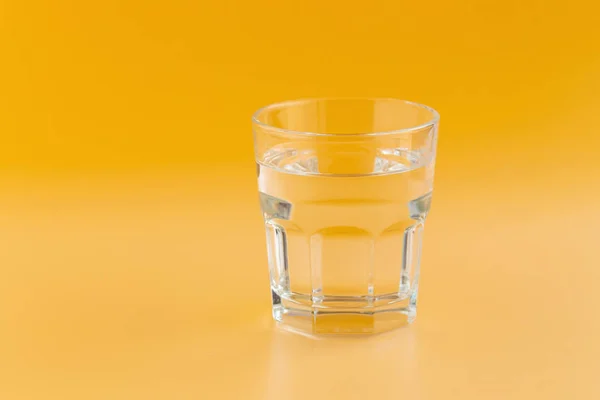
[272,302,416,336]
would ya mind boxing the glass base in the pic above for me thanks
[272,290,416,335]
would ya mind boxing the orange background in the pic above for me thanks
[1,1,599,399]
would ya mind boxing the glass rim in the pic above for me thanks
[252,97,440,137]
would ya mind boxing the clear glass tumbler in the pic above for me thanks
[253,98,439,335]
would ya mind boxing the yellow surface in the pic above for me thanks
[1,0,600,398]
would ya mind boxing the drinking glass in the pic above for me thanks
[253,98,439,335]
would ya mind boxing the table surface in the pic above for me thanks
[1,170,598,400]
